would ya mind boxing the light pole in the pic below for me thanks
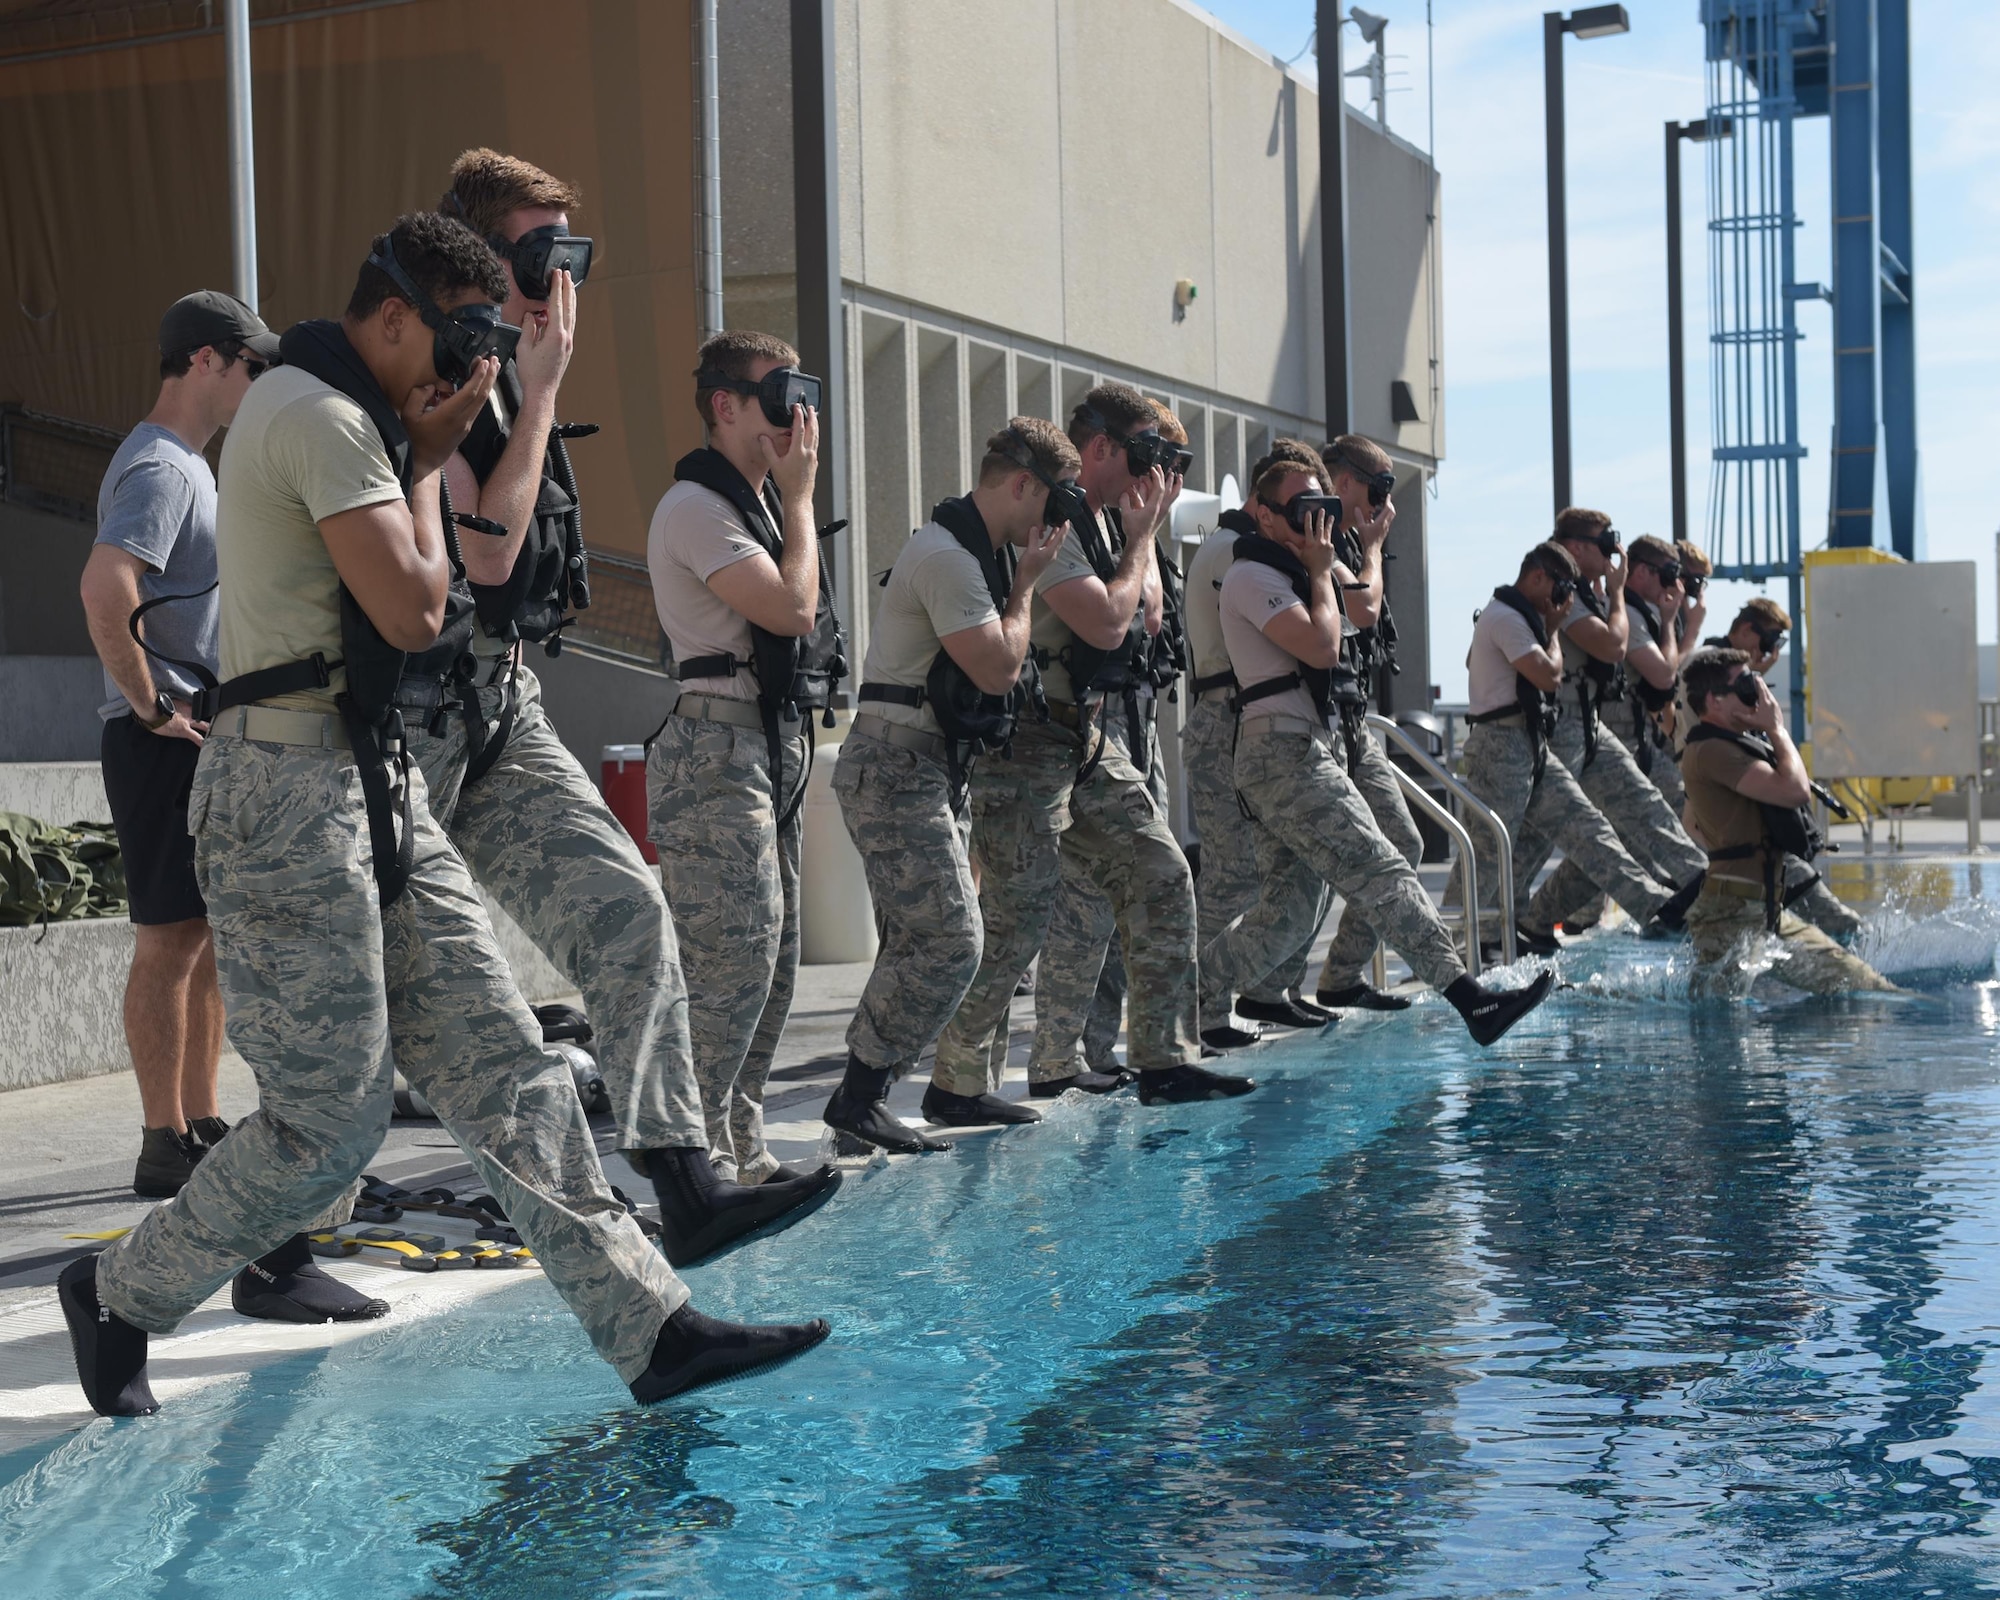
[1665,115,1728,546]
[1544,4,1630,519]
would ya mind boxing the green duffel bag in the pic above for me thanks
[0,812,127,926]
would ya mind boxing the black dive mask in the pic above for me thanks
[1581,525,1622,558]
[1326,444,1395,507]
[490,225,594,301]
[1077,405,1174,477]
[1637,557,1684,588]
[1260,490,1341,534]
[698,364,824,428]
[367,239,519,387]
[1548,576,1577,608]
[1683,572,1706,599]
[1755,627,1787,655]
[1161,442,1194,477]
[1729,671,1765,707]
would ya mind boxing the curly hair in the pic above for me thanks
[347,211,507,320]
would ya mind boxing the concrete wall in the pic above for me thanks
[0,658,103,762]
[0,501,94,657]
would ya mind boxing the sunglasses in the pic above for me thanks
[489,225,594,302]
[1260,491,1341,533]
[219,343,269,380]
[697,365,824,428]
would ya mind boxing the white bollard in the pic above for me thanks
[800,741,880,964]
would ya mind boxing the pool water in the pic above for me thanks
[8,870,2000,1598]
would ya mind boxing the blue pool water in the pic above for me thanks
[8,868,2000,1597]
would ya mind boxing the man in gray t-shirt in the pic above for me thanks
[78,290,275,1201]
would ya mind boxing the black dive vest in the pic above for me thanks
[1224,533,1359,728]
[856,497,1046,810]
[1466,585,1559,780]
[1684,723,1832,929]
[128,320,447,906]
[1040,504,1151,782]
[1623,595,1677,776]
[1564,583,1625,769]
[1187,508,1256,702]
[664,448,849,827]
[1333,524,1399,718]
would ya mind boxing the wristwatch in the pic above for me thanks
[139,690,176,730]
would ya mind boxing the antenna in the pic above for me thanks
[1345,7,1390,127]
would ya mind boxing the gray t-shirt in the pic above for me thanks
[94,423,218,721]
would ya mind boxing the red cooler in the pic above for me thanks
[601,744,656,863]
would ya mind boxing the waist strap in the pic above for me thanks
[850,713,946,761]
[1190,668,1237,699]
[1465,707,1526,726]
[674,692,765,730]
[1239,714,1333,743]
[856,680,925,709]
[215,704,353,751]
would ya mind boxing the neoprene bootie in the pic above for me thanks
[630,1302,832,1404]
[1316,981,1412,1012]
[1030,1068,1128,1098]
[1514,924,1563,957]
[822,1056,952,1154]
[1199,1017,1262,1050]
[233,1233,390,1324]
[1137,1063,1257,1103]
[58,1254,156,1417]
[1235,996,1333,1029]
[1647,874,1705,935]
[1445,968,1558,1046]
[133,1125,205,1199]
[919,1084,1042,1127]
[643,1147,842,1269]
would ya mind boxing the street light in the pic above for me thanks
[1665,115,1730,545]
[1544,4,1630,518]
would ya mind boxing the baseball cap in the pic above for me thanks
[157,291,281,365]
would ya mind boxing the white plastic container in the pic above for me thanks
[800,741,879,964]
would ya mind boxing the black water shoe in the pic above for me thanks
[1514,924,1563,957]
[1445,969,1558,1047]
[133,1125,205,1199]
[233,1233,389,1324]
[1646,874,1705,936]
[1137,1064,1257,1103]
[1316,982,1413,1012]
[1235,996,1332,1029]
[643,1147,842,1269]
[58,1254,156,1417]
[1030,1069,1128,1098]
[630,1302,831,1404]
[1199,1020,1262,1051]
[822,1057,953,1154]
[920,1085,1042,1127]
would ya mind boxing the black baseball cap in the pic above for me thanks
[157,291,281,364]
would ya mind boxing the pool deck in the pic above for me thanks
[0,813,1981,1452]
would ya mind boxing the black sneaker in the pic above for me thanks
[1316,983,1413,1013]
[189,1116,231,1150]
[133,1126,206,1199]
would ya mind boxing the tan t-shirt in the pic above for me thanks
[1680,730,1766,883]
[647,479,771,700]
[1219,559,1320,724]
[859,518,1000,735]
[215,365,406,714]
[1029,509,1114,704]
[1183,526,1236,685]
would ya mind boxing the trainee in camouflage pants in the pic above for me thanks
[935,716,1201,1095]
[1201,719,1465,1012]
[96,734,685,1382]
[1457,721,1672,937]
[1521,711,1707,933]
[1314,722,1426,995]
[408,663,708,1157]
[1686,882,1894,998]
[649,708,805,1183]
[834,730,980,1074]
[1181,693,1325,1008]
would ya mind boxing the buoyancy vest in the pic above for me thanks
[1223,533,1363,728]
[1466,585,1560,780]
[1187,508,1256,701]
[663,448,849,828]
[856,496,1046,810]
[1333,524,1399,715]
[1562,582,1625,768]
[1683,722,1833,929]
[1623,594,1677,776]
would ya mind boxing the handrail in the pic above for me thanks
[1367,714,1517,967]
[1376,759,1484,978]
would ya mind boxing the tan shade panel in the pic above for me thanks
[0,0,699,557]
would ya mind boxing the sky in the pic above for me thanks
[1198,0,1999,700]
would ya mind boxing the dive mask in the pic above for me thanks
[490,224,594,302]
[1327,445,1395,508]
[697,364,824,428]
[1260,491,1342,533]
[1548,575,1577,608]
[367,239,520,387]
[1729,671,1766,706]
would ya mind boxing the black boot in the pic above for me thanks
[133,1125,206,1199]
[1030,1069,1129,1098]
[1137,1063,1257,1103]
[920,1084,1042,1127]
[233,1233,390,1324]
[1445,968,1558,1047]
[822,1057,953,1154]
[642,1147,842,1270]
[189,1115,231,1149]
[57,1254,156,1417]
[630,1302,831,1404]
[1646,873,1705,935]
[1235,996,1332,1029]
[1316,982,1413,1012]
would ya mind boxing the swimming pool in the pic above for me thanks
[6,867,2000,1598]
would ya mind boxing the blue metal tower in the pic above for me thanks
[1698,0,1918,730]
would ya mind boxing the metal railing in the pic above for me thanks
[1368,714,1516,968]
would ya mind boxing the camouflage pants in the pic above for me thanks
[408,664,707,1155]
[1457,722,1671,936]
[935,717,1200,1094]
[649,712,805,1183]
[96,735,684,1382]
[1201,720,1465,1011]
[834,731,980,1073]
[1687,883,1895,997]
[1315,724,1426,993]
[1182,694,1319,1005]
[1525,713,1708,930]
